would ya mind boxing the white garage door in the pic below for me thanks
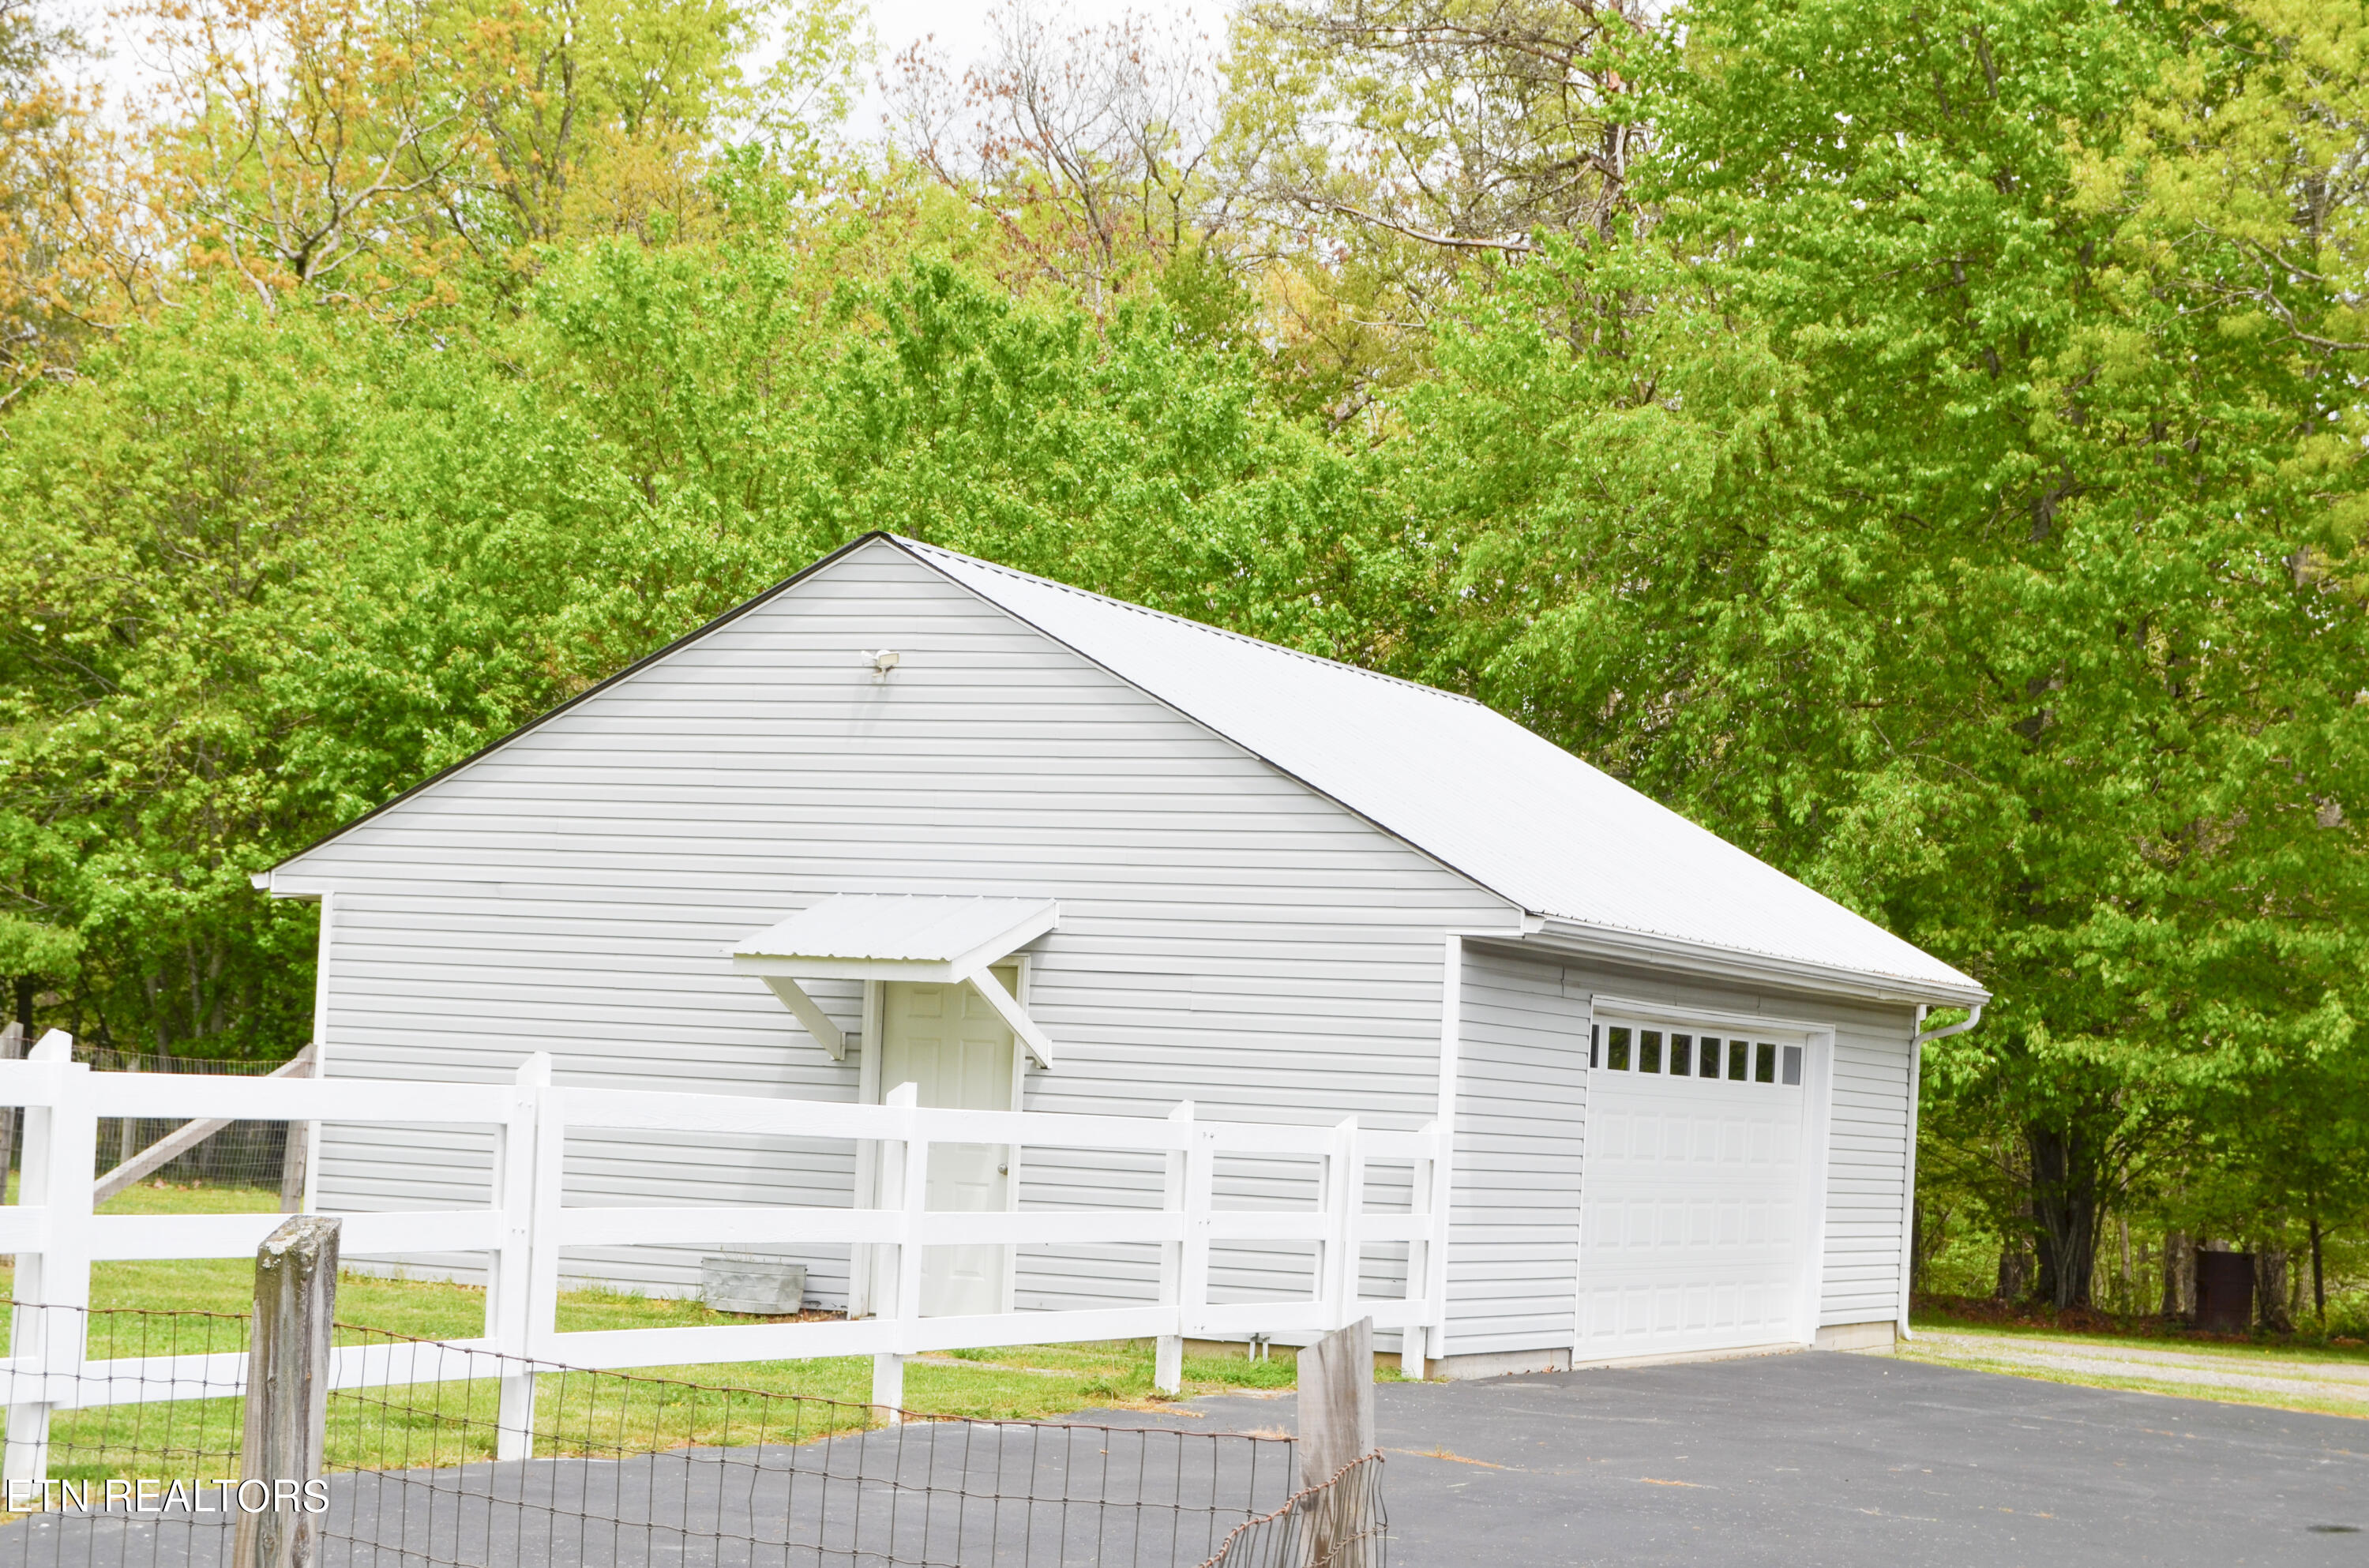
[1576,1019,1815,1361]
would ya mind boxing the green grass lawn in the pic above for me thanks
[1909,1301,2369,1366]
[16,1180,1327,1486]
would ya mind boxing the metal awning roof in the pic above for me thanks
[731,895,1059,977]
[729,895,1061,1064]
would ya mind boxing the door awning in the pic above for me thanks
[729,895,1060,1065]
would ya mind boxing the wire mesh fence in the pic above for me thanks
[70,1048,301,1196]
[7,1304,251,1491]
[0,1306,1384,1568]
[1197,1455,1387,1568]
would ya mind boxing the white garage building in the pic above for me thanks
[261,534,1988,1376]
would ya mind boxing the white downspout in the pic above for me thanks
[1898,1003,1984,1341]
[1913,1003,1986,1050]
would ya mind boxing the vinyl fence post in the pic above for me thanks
[523,1062,567,1359]
[870,1082,918,1424]
[1401,1121,1442,1381]
[0,1018,22,1407]
[1421,1123,1452,1374]
[1297,1315,1376,1568]
[235,1215,340,1568]
[1321,1119,1361,1330]
[6,1033,91,1487]
[276,1045,317,1214]
[1180,1124,1214,1342]
[1154,1101,1192,1395]
[491,1054,550,1462]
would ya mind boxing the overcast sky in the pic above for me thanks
[63,0,1226,139]
[847,0,1225,143]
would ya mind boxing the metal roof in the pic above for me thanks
[907,539,1984,1004]
[731,895,1060,973]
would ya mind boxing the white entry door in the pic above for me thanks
[1577,1022,1814,1360]
[879,978,1017,1317]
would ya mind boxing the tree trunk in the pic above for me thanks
[2254,1246,2293,1334]
[2162,1230,2193,1321]
[1996,1228,2033,1302]
[2027,1123,2102,1311]
[2312,1217,2326,1325]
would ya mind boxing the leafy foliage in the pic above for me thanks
[0,0,2363,1313]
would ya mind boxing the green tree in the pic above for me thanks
[0,232,1407,1055]
[1396,0,2369,1307]
[276,240,1414,826]
[0,301,372,1052]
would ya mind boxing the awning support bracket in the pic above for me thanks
[960,963,1056,1068]
[764,976,847,1060]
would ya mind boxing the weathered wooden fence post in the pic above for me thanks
[1297,1316,1376,1568]
[235,1215,340,1568]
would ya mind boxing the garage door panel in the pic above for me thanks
[1579,1018,1814,1361]
[1588,1199,1798,1251]
[1581,1285,1794,1349]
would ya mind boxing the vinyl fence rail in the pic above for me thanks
[0,1031,1449,1482]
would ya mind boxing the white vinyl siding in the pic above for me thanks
[1819,1027,1917,1323]
[1444,945,1588,1358]
[284,540,1515,1306]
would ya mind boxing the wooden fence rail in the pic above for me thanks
[0,1032,1449,1479]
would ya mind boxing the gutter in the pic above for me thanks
[1530,916,1991,1011]
[1898,1002,1985,1341]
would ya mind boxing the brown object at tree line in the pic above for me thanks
[2194,1250,2254,1335]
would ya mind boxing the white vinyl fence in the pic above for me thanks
[0,1031,1448,1480]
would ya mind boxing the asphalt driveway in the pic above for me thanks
[1166,1350,2369,1566]
[9,1349,2361,1566]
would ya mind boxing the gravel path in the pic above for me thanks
[1906,1329,2369,1410]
